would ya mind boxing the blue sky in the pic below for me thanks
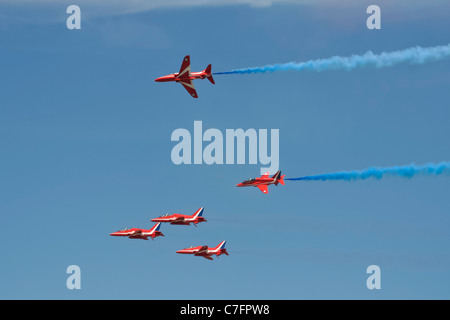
[1,1,450,299]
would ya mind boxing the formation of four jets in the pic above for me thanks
[110,171,284,260]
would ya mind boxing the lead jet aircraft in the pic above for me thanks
[236,170,285,194]
[151,207,206,226]
[176,241,228,260]
[110,222,164,240]
[154,55,215,98]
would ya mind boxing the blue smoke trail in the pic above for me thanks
[213,44,450,75]
[286,162,450,182]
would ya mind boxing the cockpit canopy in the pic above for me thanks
[244,178,255,183]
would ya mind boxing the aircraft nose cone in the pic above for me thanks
[155,75,172,82]
[236,183,243,187]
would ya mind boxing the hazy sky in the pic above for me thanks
[1,1,449,299]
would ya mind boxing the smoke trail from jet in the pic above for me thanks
[213,44,450,75]
[286,162,450,182]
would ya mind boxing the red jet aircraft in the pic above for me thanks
[154,55,215,98]
[151,207,206,226]
[236,170,285,194]
[176,241,228,260]
[110,222,164,241]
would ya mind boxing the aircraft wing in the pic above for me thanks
[261,172,270,178]
[202,255,214,260]
[179,79,198,98]
[195,246,209,255]
[257,185,269,194]
[130,230,142,237]
[178,55,191,78]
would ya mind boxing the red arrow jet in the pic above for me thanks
[154,55,215,98]
[151,207,206,226]
[236,170,285,194]
[110,222,164,241]
[176,241,228,260]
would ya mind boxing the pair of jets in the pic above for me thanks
[109,208,228,260]
[109,207,206,240]
[156,56,286,193]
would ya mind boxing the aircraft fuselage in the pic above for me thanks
[236,177,277,187]
[155,72,208,82]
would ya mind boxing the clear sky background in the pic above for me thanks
[1,1,450,299]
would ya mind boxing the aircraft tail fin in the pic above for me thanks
[204,64,215,84]
[215,241,228,256]
[151,222,161,232]
[272,171,281,180]
[273,171,285,186]
[214,240,226,251]
[193,207,204,218]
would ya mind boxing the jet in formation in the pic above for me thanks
[236,170,285,194]
[110,222,164,240]
[155,55,215,98]
[176,241,228,260]
[151,207,206,226]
